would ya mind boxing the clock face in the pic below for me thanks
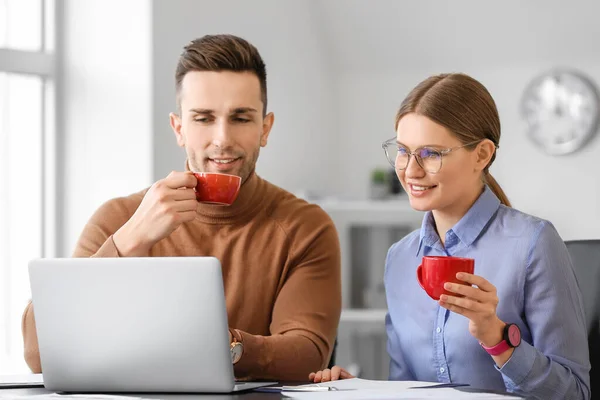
[521,70,600,155]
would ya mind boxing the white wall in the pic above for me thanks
[58,0,600,254]
[325,0,600,241]
[60,0,152,256]
[485,65,600,241]
[151,0,337,196]
[336,67,600,241]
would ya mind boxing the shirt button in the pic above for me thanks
[436,327,441,333]
[440,367,445,373]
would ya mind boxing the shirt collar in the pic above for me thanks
[416,211,442,256]
[416,186,501,256]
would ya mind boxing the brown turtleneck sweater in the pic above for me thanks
[22,172,341,380]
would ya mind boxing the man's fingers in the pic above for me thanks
[321,369,332,382]
[174,199,199,213]
[173,187,197,201]
[178,210,197,223]
[164,171,197,189]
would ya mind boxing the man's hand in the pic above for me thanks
[113,171,198,256]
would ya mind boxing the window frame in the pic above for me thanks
[0,0,59,373]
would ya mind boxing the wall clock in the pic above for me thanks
[521,69,600,155]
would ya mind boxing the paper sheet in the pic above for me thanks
[282,378,521,399]
[282,389,517,399]
[298,378,438,390]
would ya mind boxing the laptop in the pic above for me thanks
[28,257,276,393]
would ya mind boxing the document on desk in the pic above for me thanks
[0,373,44,388]
[282,378,521,399]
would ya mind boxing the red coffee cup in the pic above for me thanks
[192,172,241,206]
[416,256,475,300]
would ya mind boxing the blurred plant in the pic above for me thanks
[371,168,387,184]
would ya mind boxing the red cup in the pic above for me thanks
[416,256,475,300]
[192,172,241,206]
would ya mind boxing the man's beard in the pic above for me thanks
[187,147,260,184]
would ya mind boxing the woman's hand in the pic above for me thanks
[308,366,355,382]
[439,272,506,347]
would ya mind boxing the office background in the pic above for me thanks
[2,0,600,377]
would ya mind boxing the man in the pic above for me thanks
[22,34,341,381]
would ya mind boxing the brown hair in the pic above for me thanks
[175,34,268,115]
[395,73,511,207]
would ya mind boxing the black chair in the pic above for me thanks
[327,338,338,369]
[565,239,600,398]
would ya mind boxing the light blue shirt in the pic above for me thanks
[384,186,590,400]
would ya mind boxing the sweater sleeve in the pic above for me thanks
[233,210,342,381]
[22,196,138,372]
[72,195,142,258]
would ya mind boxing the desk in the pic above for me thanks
[0,386,287,399]
[0,383,527,399]
[0,387,287,399]
[0,388,528,400]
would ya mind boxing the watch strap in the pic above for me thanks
[480,338,512,356]
[480,324,519,356]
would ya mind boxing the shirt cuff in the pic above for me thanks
[495,340,537,386]
[232,329,269,379]
[91,236,121,258]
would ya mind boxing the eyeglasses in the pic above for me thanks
[381,138,483,174]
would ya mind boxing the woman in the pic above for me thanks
[310,73,590,400]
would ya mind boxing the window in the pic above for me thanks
[0,0,43,51]
[0,0,55,374]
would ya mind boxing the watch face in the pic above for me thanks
[507,324,521,347]
[231,343,243,364]
[521,69,600,155]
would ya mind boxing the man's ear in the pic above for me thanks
[260,112,275,147]
[170,112,185,148]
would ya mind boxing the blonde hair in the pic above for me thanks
[395,73,511,207]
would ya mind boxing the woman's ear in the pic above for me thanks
[475,139,496,172]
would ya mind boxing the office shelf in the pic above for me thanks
[319,197,423,309]
[318,197,423,380]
